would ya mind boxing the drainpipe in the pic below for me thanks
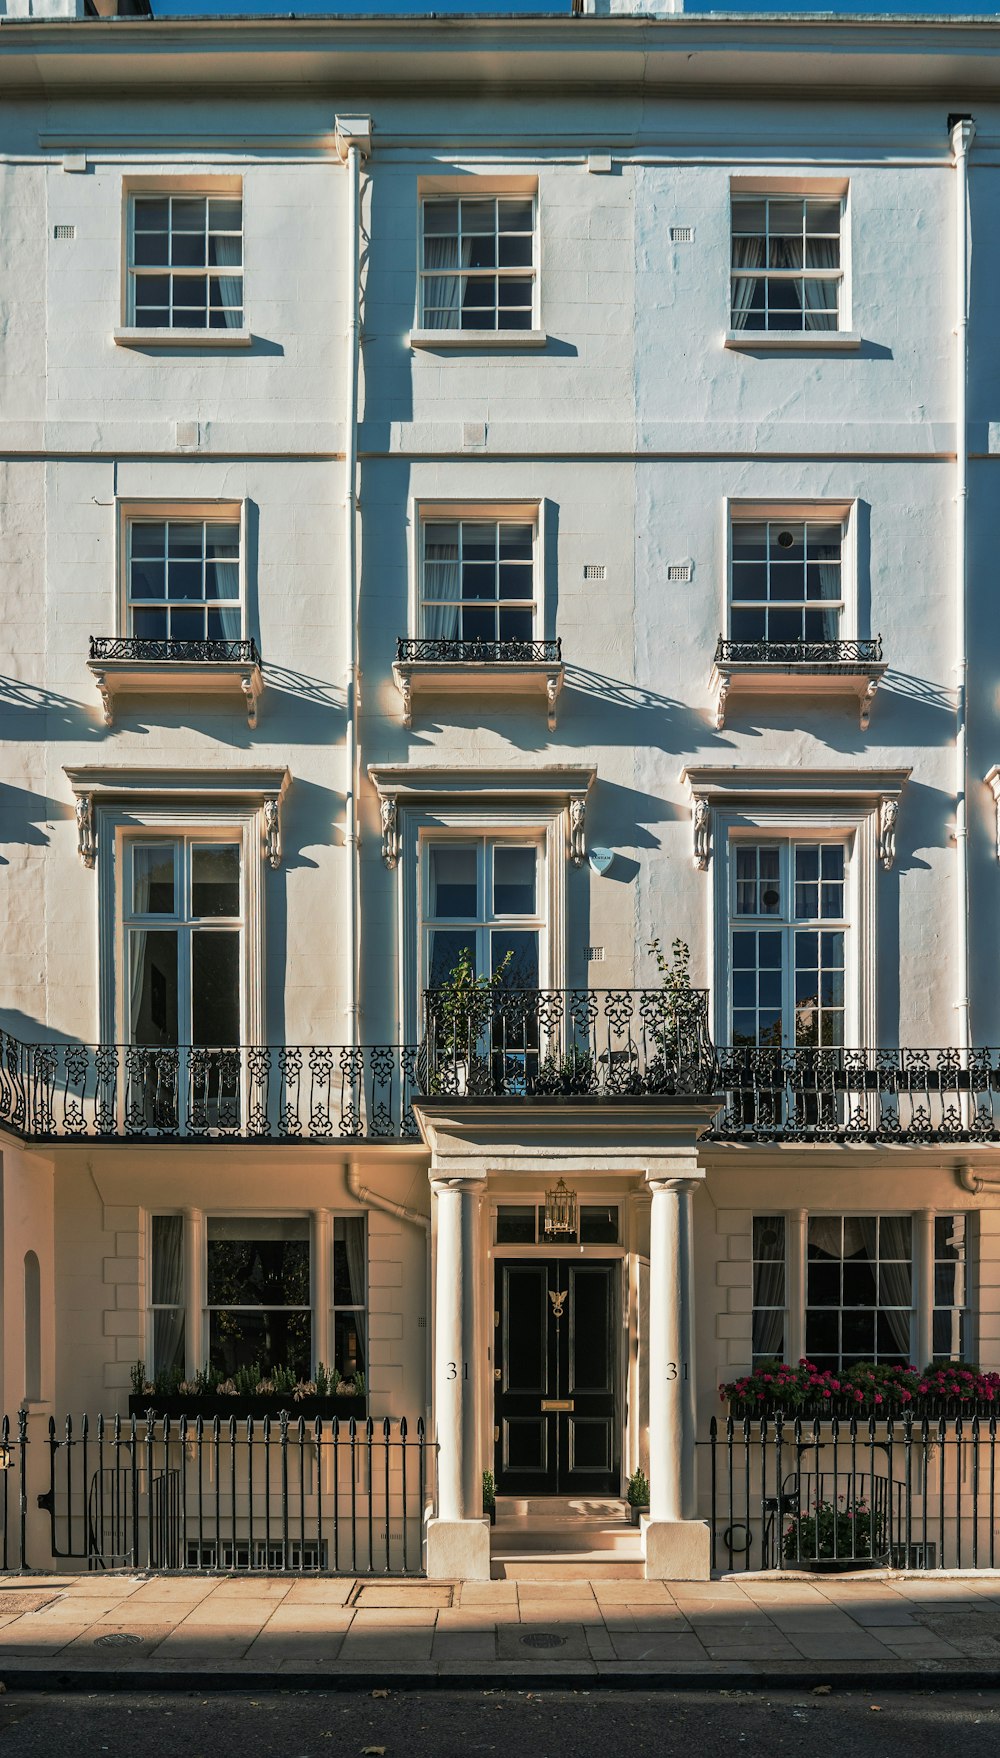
[346,1161,429,1236]
[951,114,975,1061]
[335,115,372,1052]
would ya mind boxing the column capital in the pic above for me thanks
[430,1172,485,1197]
[645,1172,701,1197]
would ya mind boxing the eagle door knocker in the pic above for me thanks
[548,1289,568,1320]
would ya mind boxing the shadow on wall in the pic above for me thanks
[561,666,731,756]
[0,675,103,742]
[0,782,76,861]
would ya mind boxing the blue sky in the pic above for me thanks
[150,0,1000,17]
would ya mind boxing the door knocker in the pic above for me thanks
[548,1289,568,1320]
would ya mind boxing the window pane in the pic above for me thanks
[431,845,478,918]
[493,846,536,915]
[133,845,175,915]
[580,1205,619,1244]
[191,845,240,918]
[130,930,178,1045]
[207,1217,309,1300]
[333,1216,366,1307]
[491,929,539,989]
[209,1309,311,1382]
[191,931,240,1044]
[151,1214,184,1305]
[429,929,476,989]
[334,1311,365,1380]
[153,1308,185,1377]
[496,1205,536,1244]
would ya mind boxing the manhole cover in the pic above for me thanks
[519,1632,567,1650]
[94,1632,144,1649]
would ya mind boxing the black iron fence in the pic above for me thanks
[0,1035,419,1143]
[714,637,883,666]
[706,1046,1000,1144]
[706,1413,999,1574]
[421,986,716,1099]
[396,637,562,664]
[89,637,261,665]
[1,1411,432,1575]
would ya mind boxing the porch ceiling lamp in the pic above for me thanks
[544,1178,578,1239]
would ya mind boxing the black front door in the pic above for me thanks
[494,1259,619,1495]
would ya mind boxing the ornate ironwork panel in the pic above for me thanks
[89,637,261,665]
[714,637,883,666]
[395,637,562,664]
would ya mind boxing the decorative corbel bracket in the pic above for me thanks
[693,795,711,870]
[878,795,899,872]
[379,791,400,870]
[262,796,282,871]
[75,792,95,868]
[91,672,114,728]
[568,793,587,867]
[241,670,261,730]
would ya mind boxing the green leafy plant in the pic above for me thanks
[626,1468,650,1508]
[429,945,513,1094]
[315,1363,342,1398]
[130,1360,147,1397]
[534,1047,596,1095]
[721,1358,1000,1414]
[482,1468,496,1513]
[783,1496,883,1563]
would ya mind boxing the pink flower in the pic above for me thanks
[874,1394,883,1405]
[918,1383,929,1394]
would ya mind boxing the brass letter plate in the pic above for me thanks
[540,1399,575,1412]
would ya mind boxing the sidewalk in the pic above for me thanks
[2,1570,1000,1688]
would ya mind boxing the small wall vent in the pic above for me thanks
[53,225,75,240]
[670,226,694,244]
[583,564,606,581]
[586,946,605,962]
[668,563,693,583]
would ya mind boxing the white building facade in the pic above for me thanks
[2,3,1000,1580]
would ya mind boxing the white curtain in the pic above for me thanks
[152,1216,185,1375]
[128,855,151,1040]
[802,237,839,328]
[730,234,765,330]
[423,236,473,330]
[213,233,243,330]
[423,528,462,639]
[862,1216,913,1355]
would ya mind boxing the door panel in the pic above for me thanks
[495,1259,619,1495]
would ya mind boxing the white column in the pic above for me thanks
[183,1207,204,1382]
[426,1173,489,1579]
[644,1172,709,1579]
[914,1208,934,1371]
[312,1209,332,1378]
[787,1208,808,1366]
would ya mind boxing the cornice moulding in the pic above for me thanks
[64,765,290,803]
[680,765,911,803]
[367,764,596,803]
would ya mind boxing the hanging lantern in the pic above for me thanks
[543,1178,578,1239]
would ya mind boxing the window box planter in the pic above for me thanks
[725,1398,995,1422]
[128,1395,368,1423]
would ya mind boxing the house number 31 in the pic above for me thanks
[446,1361,468,1380]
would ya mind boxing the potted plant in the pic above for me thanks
[633,938,710,1094]
[426,946,512,1096]
[720,1358,1000,1420]
[128,1359,369,1421]
[783,1495,886,1573]
[626,1467,650,1526]
[482,1468,497,1526]
[533,1047,596,1096]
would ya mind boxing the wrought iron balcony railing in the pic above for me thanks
[705,1045,1000,1144]
[395,637,562,664]
[714,637,883,666]
[421,986,716,1099]
[0,1037,419,1143]
[89,637,261,665]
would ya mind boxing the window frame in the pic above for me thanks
[122,831,245,1049]
[421,832,548,997]
[417,186,538,335]
[712,807,876,1050]
[728,835,851,1051]
[725,501,857,645]
[97,806,265,1046]
[418,515,538,646]
[123,180,245,333]
[116,500,248,643]
[409,499,545,644]
[727,180,850,336]
[750,1210,972,1376]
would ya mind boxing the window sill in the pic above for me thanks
[392,654,564,732]
[87,652,263,729]
[724,330,862,352]
[113,326,253,349]
[408,328,548,350]
[711,656,887,731]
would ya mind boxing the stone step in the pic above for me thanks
[491,1522,642,1554]
[495,1496,630,1523]
[492,1554,647,1581]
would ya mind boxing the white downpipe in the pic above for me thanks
[346,1161,429,1236]
[337,117,370,1052]
[952,115,975,1063]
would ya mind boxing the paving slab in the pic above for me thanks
[497,1620,593,1661]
